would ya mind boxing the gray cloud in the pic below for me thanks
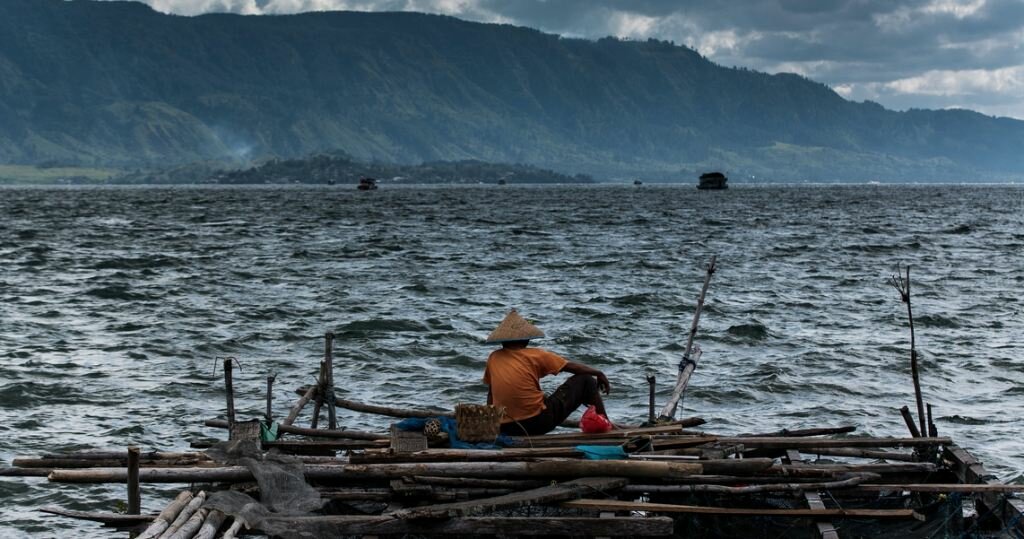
[97,0,1024,119]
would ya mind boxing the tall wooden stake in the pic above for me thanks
[646,374,656,424]
[223,358,236,438]
[889,265,926,438]
[325,332,337,430]
[266,374,276,423]
[126,446,140,515]
[659,255,716,421]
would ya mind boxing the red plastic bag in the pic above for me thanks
[580,405,613,434]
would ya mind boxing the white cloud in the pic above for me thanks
[885,65,1024,96]
[921,0,988,19]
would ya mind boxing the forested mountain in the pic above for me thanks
[2,0,1022,181]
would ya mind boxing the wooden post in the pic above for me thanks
[223,358,235,438]
[659,255,716,421]
[646,374,656,424]
[325,332,337,430]
[899,405,922,438]
[266,374,276,423]
[127,446,140,515]
[310,361,325,429]
[927,403,937,437]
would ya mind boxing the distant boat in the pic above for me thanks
[697,172,728,190]
[497,179,507,185]
[327,179,336,185]
[633,180,643,186]
[357,177,378,190]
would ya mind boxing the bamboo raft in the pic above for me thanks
[5,261,1022,537]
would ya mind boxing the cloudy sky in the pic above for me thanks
[106,0,1024,119]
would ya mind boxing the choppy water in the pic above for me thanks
[1,183,1022,535]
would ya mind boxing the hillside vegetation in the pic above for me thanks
[2,0,1023,181]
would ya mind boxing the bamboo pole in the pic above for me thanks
[927,403,937,437]
[310,361,325,429]
[167,507,208,539]
[659,255,716,421]
[624,472,878,495]
[127,446,141,515]
[561,499,922,520]
[890,265,927,438]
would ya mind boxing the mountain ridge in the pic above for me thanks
[1,0,1022,181]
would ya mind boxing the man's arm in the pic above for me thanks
[561,361,611,394]
[487,387,493,405]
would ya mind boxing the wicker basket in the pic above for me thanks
[455,403,505,442]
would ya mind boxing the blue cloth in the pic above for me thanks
[395,417,514,449]
[575,445,628,460]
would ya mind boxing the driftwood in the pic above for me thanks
[390,477,627,519]
[12,456,210,469]
[854,483,1024,493]
[660,255,715,421]
[204,418,384,441]
[38,506,156,526]
[410,476,547,490]
[739,426,856,438]
[900,405,922,438]
[167,507,208,539]
[159,491,206,539]
[135,491,193,539]
[193,510,227,539]
[563,499,923,520]
[221,519,246,539]
[37,451,202,461]
[254,516,675,536]
[801,447,918,462]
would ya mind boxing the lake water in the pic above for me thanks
[1,183,1022,535]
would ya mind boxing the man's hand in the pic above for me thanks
[596,371,611,394]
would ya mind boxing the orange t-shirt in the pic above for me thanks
[483,348,568,423]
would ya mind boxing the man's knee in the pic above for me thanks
[568,374,598,394]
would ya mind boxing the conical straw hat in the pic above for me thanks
[485,309,545,344]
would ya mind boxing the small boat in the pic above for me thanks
[357,177,378,190]
[497,179,507,185]
[633,180,643,186]
[697,172,728,190]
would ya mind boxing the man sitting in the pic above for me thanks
[482,309,612,436]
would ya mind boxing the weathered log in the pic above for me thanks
[350,447,583,463]
[310,361,325,429]
[390,477,626,519]
[39,506,156,526]
[510,421,705,441]
[624,473,879,495]
[659,255,715,421]
[49,460,704,484]
[221,518,246,539]
[38,450,202,461]
[261,439,388,450]
[204,418,384,441]
[562,499,923,520]
[508,434,717,449]
[223,358,235,436]
[14,456,210,469]
[255,516,674,536]
[0,468,52,477]
[157,491,206,539]
[167,507,208,539]
[773,462,936,474]
[193,510,227,539]
[134,491,193,539]
[646,374,656,424]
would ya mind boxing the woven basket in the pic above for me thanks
[455,403,505,442]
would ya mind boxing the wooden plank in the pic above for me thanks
[561,499,922,520]
[255,516,675,536]
[205,418,385,440]
[39,506,156,526]
[942,445,1024,535]
[390,477,627,519]
[788,449,839,539]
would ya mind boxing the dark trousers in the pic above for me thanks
[500,374,599,436]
